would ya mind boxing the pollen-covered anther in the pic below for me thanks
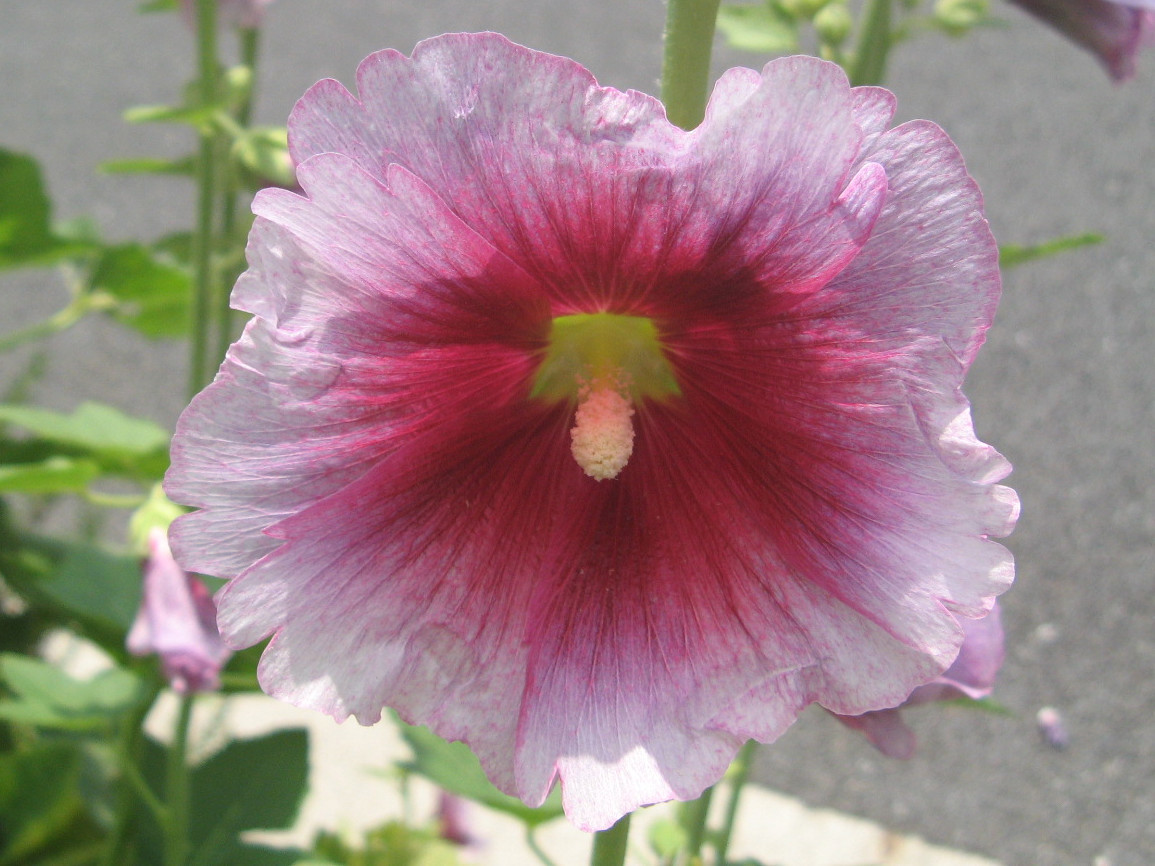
[570,380,635,480]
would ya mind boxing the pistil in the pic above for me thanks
[570,376,635,480]
[532,312,679,481]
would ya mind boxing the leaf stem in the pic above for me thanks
[589,813,631,866]
[0,292,112,353]
[660,0,723,130]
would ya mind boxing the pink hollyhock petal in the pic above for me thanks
[166,34,1016,830]
[833,602,1005,757]
[1009,0,1155,80]
[127,528,231,693]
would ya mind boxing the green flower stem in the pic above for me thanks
[680,784,714,860]
[121,753,169,826]
[849,0,893,86]
[101,681,163,866]
[714,740,758,865]
[660,0,723,130]
[163,693,195,866]
[189,0,220,400]
[236,28,261,129]
[83,489,148,509]
[589,813,631,866]
[217,670,261,691]
[214,27,262,366]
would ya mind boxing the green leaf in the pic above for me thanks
[90,243,192,338]
[310,822,463,866]
[0,149,94,269]
[45,542,145,634]
[0,743,86,865]
[99,156,197,177]
[999,232,1104,268]
[0,653,145,731]
[193,729,309,835]
[648,817,690,859]
[397,721,563,828]
[139,0,179,10]
[53,215,102,246]
[717,3,800,53]
[237,846,317,866]
[0,456,101,494]
[140,730,310,866]
[4,534,144,639]
[0,401,169,463]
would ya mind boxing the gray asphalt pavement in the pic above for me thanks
[3,2,1153,864]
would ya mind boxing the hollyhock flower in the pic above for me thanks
[165,33,1017,830]
[179,0,275,30]
[127,527,231,693]
[1008,0,1155,80]
[833,601,1005,758]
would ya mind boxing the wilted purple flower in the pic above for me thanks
[1009,0,1155,80]
[127,528,231,693]
[166,34,1017,829]
[834,602,1005,758]
[179,0,275,30]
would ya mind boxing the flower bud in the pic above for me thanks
[127,528,231,693]
[814,3,855,47]
[780,0,831,21]
[934,0,989,35]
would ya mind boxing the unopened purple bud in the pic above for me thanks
[437,792,477,847]
[1008,0,1155,81]
[127,528,231,693]
[833,603,1005,758]
[1036,706,1069,749]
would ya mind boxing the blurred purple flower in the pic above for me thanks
[127,527,231,693]
[834,602,1005,758]
[1009,0,1155,80]
[179,0,275,30]
[1036,706,1069,749]
[437,792,478,848]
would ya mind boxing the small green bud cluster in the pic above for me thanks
[934,0,989,35]
[778,0,831,20]
[813,2,854,48]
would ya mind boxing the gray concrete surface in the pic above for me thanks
[3,2,1153,864]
